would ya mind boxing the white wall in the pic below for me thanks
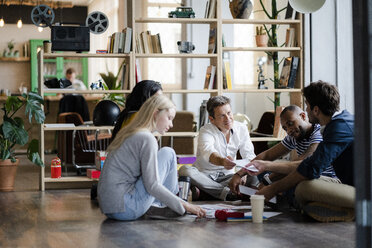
[306,0,354,113]
[0,24,50,93]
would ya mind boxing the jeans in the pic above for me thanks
[106,147,179,221]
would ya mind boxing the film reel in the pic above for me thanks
[31,4,55,28]
[86,11,109,34]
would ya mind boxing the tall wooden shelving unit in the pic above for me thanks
[38,0,303,190]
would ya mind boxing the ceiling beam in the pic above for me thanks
[3,0,73,8]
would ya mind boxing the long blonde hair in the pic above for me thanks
[107,94,176,152]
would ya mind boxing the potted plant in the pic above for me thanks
[0,92,45,191]
[258,0,287,109]
[255,26,268,47]
[99,60,126,108]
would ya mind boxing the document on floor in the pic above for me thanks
[239,185,277,204]
[227,212,282,222]
[198,203,251,218]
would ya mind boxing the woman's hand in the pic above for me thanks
[182,201,206,218]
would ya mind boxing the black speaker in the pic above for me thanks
[51,26,90,52]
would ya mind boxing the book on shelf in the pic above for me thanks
[285,28,295,47]
[285,2,297,19]
[278,57,292,88]
[121,62,130,90]
[203,65,216,89]
[112,32,121,53]
[287,56,299,88]
[204,0,210,18]
[208,28,217,54]
[122,27,132,54]
[135,32,143,53]
[278,56,299,88]
[223,60,232,90]
[151,33,162,53]
[135,59,142,83]
[273,106,287,139]
[208,0,216,18]
[140,31,150,53]
[203,65,212,89]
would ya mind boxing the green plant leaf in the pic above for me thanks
[27,139,44,167]
[25,99,45,124]
[5,96,22,114]
[13,117,24,129]
[2,121,28,145]
[27,91,44,104]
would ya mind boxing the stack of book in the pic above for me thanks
[136,30,162,54]
[107,27,132,54]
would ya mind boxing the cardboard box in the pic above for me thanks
[96,151,107,171]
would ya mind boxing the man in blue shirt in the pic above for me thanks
[255,81,354,222]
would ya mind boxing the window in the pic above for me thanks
[142,0,183,89]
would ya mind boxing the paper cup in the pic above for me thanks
[250,194,265,223]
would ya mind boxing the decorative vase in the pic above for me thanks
[229,0,253,19]
[256,35,269,47]
[0,159,19,191]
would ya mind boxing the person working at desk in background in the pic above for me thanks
[98,94,206,220]
[64,68,87,91]
[229,105,337,206]
[179,95,258,201]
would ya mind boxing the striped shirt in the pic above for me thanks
[281,124,336,178]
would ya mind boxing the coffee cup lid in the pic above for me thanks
[250,194,265,200]
[178,176,191,182]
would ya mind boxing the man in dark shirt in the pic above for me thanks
[256,81,355,222]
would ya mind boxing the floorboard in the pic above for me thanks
[0,155,355,248]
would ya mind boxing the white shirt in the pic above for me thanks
[194,121,256,177]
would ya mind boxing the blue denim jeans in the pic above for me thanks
[106,147,178,221]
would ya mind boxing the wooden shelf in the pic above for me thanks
[43,89,131,94]
[135,53,218,58]
[223,47,301,52]
[0,57,30,62]
[43,124,114,131]
[223,88,302,93]
[43,95,104,101]
[44,176,94,183]
[43,53,131,58]
[135,18,217,24]
[222,19,301,24]
[162,89,218,94]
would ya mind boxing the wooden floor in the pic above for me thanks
[0,156,356,248]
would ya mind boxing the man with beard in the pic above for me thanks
[229,105,336,201]
[179,96,258,201]
[235,81,355,222]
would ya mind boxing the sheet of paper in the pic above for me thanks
[245,165,259,172]
[199,204,252,218]
[239,185,277,204]
[233,158,250,169]
[244,211,282,218]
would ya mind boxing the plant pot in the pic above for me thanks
[0,159,19,192]
[256,35,268,47]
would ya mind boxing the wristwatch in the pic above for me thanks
[262,173,273,186]
[234,171,244,178]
